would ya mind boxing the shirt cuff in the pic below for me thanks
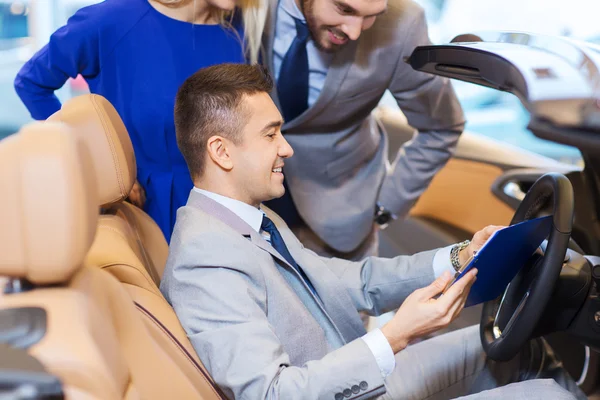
[432,244,455,278]
[362,328,395,377]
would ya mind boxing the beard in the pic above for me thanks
[300,0,349,53]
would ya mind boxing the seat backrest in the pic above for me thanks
[48,94,224,399]
[47,94,168,282]
[0,123,207,399]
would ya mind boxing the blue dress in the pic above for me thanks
[14,0,246,241]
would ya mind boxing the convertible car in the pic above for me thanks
[1,32,600,399]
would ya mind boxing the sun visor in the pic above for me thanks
[406,32,600,151]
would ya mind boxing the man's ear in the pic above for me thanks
[206,135,234,171]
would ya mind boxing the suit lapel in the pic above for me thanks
[300,260,366,339]
[283,40,359,130]
[247,230,295,272]
[265,0,359,130]
[277,223,367,339]
[187,190,253,235]
[247,228,354,339]
[188,191,365,341]
[187,190,300,277]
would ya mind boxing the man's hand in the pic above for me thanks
[128,180,146,209]
[380,269,477,353]
[459,225,505,266]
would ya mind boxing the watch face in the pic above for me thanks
[374,204,396,228]
[376,213,391,225]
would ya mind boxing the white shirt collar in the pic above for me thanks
[193,188,264,233]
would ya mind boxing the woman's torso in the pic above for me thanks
[85,0,246,171]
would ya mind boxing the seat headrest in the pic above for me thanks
[0,123,98,285]
[48,94,136,207]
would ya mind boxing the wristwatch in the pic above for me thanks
[374,202,396,229]
[450,240,470,272]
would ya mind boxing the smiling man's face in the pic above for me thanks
[228,92,294,207]
[299,0,387,52]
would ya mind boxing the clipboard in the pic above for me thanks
[445,215,553,307]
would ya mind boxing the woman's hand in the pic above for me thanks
[128,180,146,208]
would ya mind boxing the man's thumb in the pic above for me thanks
[419,271,453,300]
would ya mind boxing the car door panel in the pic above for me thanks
[377,107,581,257]
[409,158,514,234]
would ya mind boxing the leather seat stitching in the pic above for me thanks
[96,225,157,290]
[99,263,160,295]
[99,210,161,286]
[134,302,226,399]
[98,225,132,242]
[113,204,162,285]
[91,96,126,198]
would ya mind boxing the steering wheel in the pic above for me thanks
[480,172,574,361]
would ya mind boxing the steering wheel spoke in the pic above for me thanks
[493,288,530,339]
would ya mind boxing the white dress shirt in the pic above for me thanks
[193,187,456,378]
[272,0,332,107]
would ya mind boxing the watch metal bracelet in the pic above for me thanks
[450,240,470,272]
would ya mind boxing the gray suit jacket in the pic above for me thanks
[161,190,437,399]
[264,0,465,252]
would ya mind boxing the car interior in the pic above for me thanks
[3,31,600,399]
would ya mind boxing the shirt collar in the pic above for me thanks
[281,0,305,22]
[193,188,264,233]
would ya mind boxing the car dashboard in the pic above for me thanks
[406,32,600,151]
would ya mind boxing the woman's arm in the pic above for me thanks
[14,5,102,120]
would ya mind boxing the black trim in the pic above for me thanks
[407,45,528,98]
[0,308,47,349]
[528,117,600,157]
[3,279,35,294]
[133,302,228,399]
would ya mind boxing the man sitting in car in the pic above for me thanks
[160,63,585,400]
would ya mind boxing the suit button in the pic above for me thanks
[343,389,352,398]
[360,381,368,390]
[335,393,344,400]
[351,385,360,394]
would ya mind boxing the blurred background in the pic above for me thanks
[1,0,598,165]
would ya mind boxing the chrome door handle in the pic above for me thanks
[503,181,526,201]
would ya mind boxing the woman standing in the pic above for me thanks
[14,0,266,241]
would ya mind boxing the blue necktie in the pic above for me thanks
[261,215,318,296]
[277,18,310,122]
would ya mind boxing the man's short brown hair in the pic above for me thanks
[175,63,274,180]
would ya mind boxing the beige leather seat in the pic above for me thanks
[47,95,168,284]
[0,123,207,399]
[48,94,223,399]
